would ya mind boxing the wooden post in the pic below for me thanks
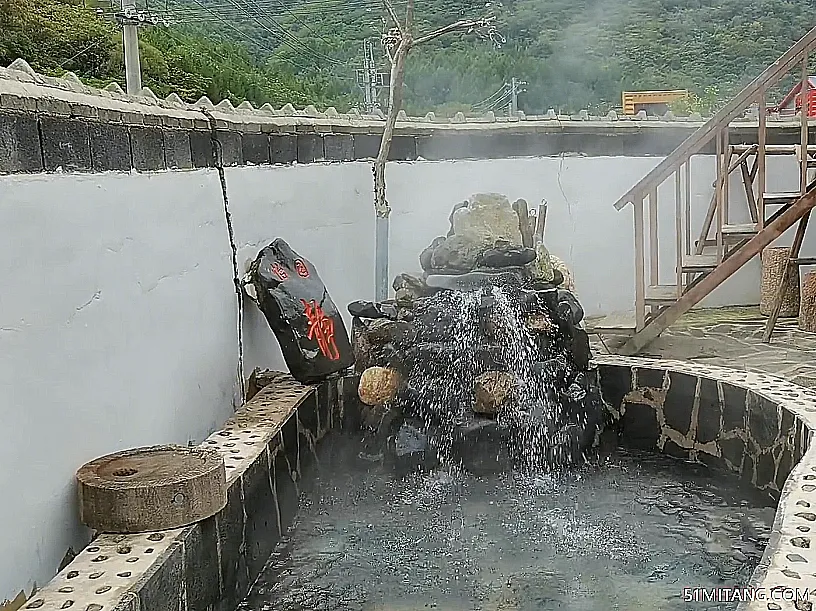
[758,89,767,229]
[801,55,810,195]
[762,212,811,342]
[684,159,691,256]
[649,187,659,287]
[716,129,725,260]
[634,197,646,331]
[675,167,683,294]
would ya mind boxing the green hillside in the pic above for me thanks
[1,0,815,114]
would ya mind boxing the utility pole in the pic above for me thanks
[121,0,142,94]
[509,77,527,116]
[356,39,390,113]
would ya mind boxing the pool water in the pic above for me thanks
[240,439,775,611]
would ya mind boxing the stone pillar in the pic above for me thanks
[760,247,800,317]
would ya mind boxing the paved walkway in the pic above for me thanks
[589,306,816,388]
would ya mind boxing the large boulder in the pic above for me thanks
[451,193,524,246]
[474,371,515,416]
[358,366,402,406]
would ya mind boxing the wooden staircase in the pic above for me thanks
[600,25,816,355]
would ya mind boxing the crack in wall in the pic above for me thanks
[201,108,245,408]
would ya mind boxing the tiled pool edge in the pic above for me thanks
[21,371,349,611]
[23,358,816,611]
[595,355,816,611]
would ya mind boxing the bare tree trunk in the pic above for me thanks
[373,0,414,300]
[373,40,409,219]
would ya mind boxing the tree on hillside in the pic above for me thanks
[372,0,504,299]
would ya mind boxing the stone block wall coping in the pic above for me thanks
[0,58,804,134]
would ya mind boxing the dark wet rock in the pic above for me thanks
[393,272,431,297]
[452,418,512,475]
[429,234,484,273]
[249,238,354,384]
[385,418,440,476]
[526,269,564,291]
[478,243,537,269]
[364,318,417,347]
[348,300,385,319]
[570,328,592,369]
[394,288,415,308]
[556,289,584,326]
[420,236,446,272]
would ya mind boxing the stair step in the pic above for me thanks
[681,254,719,271]
[721,223,759,238]
[586,312,636,336]
[645,285,679,302]
[764,192,800,205]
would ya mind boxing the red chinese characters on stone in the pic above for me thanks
[301,299,340,360]
[294,259,310,278]
[270,263,288,281]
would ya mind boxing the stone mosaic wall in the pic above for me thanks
[20,372,351,611]
[596,355,816,610]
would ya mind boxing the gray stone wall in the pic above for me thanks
[1,58,814,174]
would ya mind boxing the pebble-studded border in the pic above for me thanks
[20,372,350,611]
[22,357,816,611]
[595,355,816,611]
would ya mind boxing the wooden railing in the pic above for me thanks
[612,25,816,334]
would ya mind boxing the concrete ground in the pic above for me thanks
[588,306,816,388]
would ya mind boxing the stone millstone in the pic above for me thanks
[76,444,227,533]
[359,366,402,406]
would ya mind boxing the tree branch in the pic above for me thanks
[381,0,404,35]
[373,0,414,219]
[412,17,494,46]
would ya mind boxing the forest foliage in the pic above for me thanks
[1,0,815,115]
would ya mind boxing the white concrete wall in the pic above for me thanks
[0,154,806,599]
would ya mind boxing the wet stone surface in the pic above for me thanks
[240,438,774,611]
[590,306,816,388]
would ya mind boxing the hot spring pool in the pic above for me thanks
[239,438,774,611]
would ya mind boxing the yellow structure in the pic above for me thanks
[621,89,689,115]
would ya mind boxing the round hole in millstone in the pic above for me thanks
[116,572,132,578]
[86,605,103,611]
[91,555,108,562]
[145,548,154,554]
[799,526,812,532]
[25,600,44,609]
[67,571,79,579]
[61,601,74,609]
[116,545,131,554]
[59,587,73,593]
[125,557,138,563]
[800,501,813,508]
[95,586,111,595]
[76,445,227,533]
[89,572,104,579]
[111,468,137,478]
[147,533,164,542]
[87,547,100,553]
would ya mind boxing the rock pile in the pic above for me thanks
[349,193,607,475]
